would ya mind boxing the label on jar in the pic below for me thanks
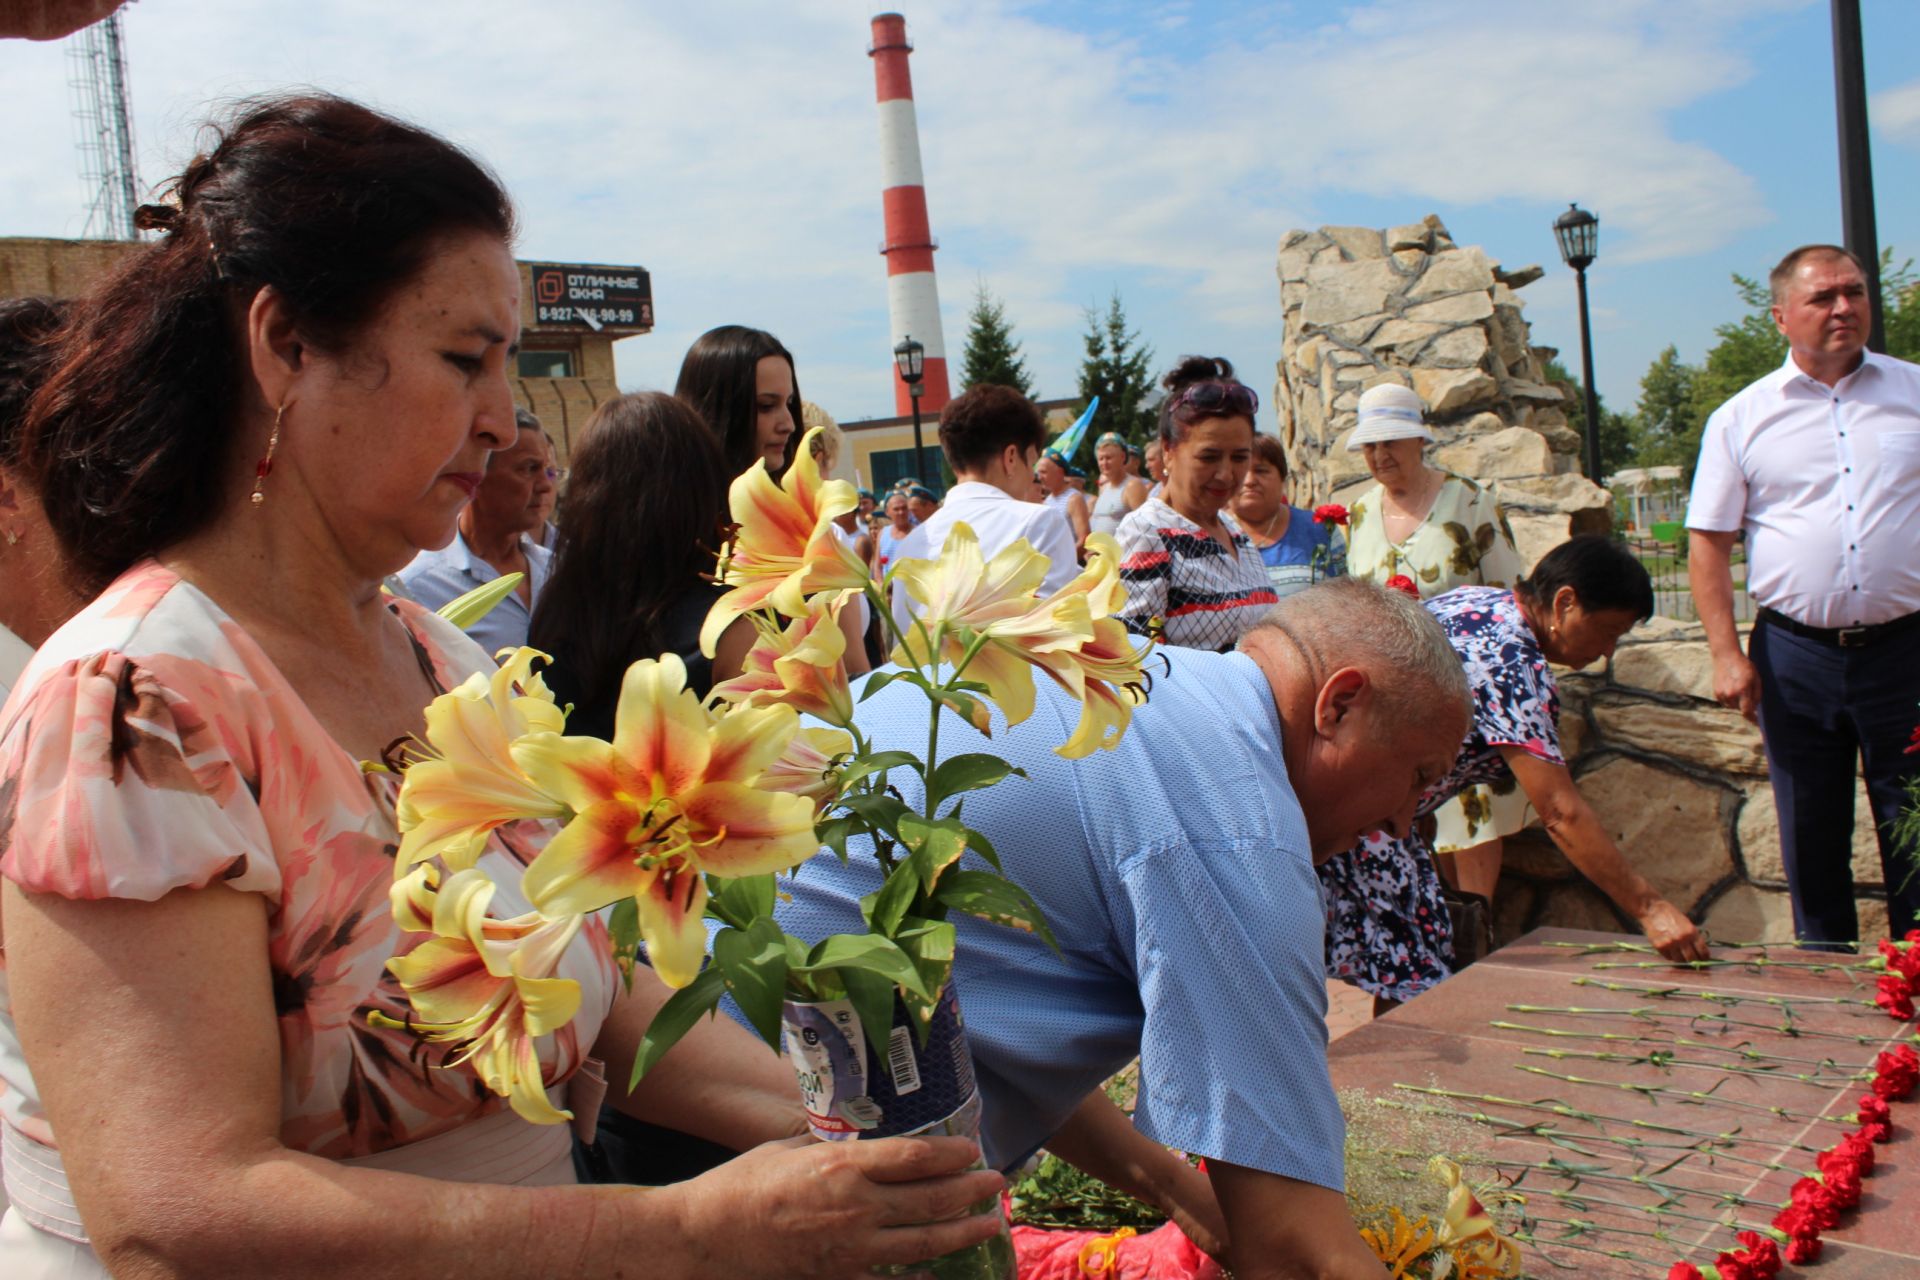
[781,999,884,1140]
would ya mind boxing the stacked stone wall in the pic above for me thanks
[1273,218,1887,944]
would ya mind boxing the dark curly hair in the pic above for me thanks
[22,93,516,591]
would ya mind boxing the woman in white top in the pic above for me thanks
[1035,447,1092,551]
[1088,431,1148,537]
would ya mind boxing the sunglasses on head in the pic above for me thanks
[1172,381,1258,418]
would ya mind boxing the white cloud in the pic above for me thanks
[0,0,1790,419]
[1876,78,1920,149]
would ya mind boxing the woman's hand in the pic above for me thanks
[1636,897,1709,963]
[668,1134,1006,1278]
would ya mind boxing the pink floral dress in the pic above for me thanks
[0,561,614,1264]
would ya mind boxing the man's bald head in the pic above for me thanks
[1240,579,1471,859]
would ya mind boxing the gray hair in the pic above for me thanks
[1242,578,1469,735]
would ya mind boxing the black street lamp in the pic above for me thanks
[894,335,928,485]
[1553,203,1605,485]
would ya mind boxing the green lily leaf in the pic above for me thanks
[933,869,1058,952]
[713,917,791,1050]
[630,965,727,1088]
[926,753,1024,811]
[893,915,957,1037]
[796,932,932,998]
[862,861,921,937]
[840,964,900,1064]
[435,573,525,631]
[707,874,776,932]
[897,812,971,894]
[834,750,922,791]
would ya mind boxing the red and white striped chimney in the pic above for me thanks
[869,12,951,417]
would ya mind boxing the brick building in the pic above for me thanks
[0,238,651,464]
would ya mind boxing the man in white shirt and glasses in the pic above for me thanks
[1687,243,1920,947]
[889,384,1079,634]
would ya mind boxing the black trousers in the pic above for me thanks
[1751,618,1920,946]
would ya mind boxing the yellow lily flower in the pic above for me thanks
[700,425,869,657]
[395,648,570,874]
[759,726,855,810]
[709,598,855,726]
[513,655,821,987]
[1431,1156,1523,1278]
[379,864,584,1125]
[890,522,1094,728]
[892,526,1145,755]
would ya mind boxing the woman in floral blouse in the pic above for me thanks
[0,95,1000,1278]
[1318,538,1706,1010]
[1116,357,1276,651]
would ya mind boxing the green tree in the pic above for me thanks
[1685,274,1786,457]
[1630,345,1701,471]
[1882,251,1919,363]
[1072,291,1156,467]
[958,281,1035,398]
[1540,356,1634,478]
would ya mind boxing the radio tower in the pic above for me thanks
[869,12,951,417]
[67,12,141,240]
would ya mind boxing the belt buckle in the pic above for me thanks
[1837,626,1870,648]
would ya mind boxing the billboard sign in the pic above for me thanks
[527,262,653,333]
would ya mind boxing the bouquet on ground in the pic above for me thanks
[381,426,1149,1279]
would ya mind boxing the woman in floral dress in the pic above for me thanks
[0,95,1000,1278]
[1319,538,1707,1010]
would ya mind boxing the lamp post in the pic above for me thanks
[894,335,928,485]
[1553,203,1604,484]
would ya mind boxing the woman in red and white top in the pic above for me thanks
[1115,357,1276,652]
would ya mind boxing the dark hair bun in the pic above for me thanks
[1161,355,1234,392]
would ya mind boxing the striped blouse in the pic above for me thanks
[1115,496,1279,652]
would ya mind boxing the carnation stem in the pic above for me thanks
[1515,1065,1857,1125]
[1522,1045,1870,1088]
[1572,976,1880,1011]
[1507,1003,1912,1046]
[1490,1020,1881,1070]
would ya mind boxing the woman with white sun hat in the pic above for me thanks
[1340,381,1529,936]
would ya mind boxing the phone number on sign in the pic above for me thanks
[537,305,642,325]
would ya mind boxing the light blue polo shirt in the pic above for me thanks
[753,645,1345,1190]
[396,530,551,661]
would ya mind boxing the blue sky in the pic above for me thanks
[2,0,1916,420]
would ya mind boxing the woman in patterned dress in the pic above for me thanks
[1342,382,1532,909]
[1115,357,1277,651]
[1319,538,1707,1010]
[0,95,1001,1278]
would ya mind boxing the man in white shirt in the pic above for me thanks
[398,409,557,659]
[1687,244,1920,945]
[889,385,1079,634]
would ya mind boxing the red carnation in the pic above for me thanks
[1872,1046,1919,1099]
[1714,1249,1762,1280]
[1824,1164,1864,1210]
[1836,1130,1877,1173]
[1383,574,1419,599]
[1880,938,1920,983]
[1736,1231,1783,1278]
[1858,1093,1892,1129]
[1906,928,1920,944]
[1876,972,1916,1020]
[1791,1176,1844,1230]
[1312,503,1349,527]
[1905,723,1920,755]
[1667,1264,1704,1280]
[1785,1233,1823,1264]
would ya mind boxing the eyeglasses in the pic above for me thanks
[1171,381,1258,419]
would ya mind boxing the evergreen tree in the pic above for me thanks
[1072,291,1155,468]
[958,282,1035,397]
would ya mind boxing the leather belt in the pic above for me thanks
[1757,607,1920,649]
